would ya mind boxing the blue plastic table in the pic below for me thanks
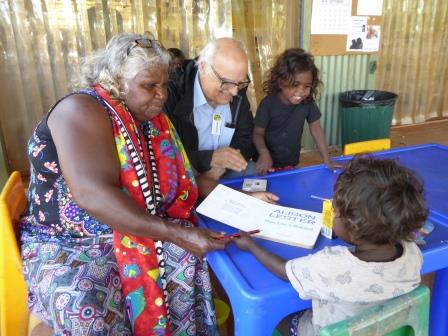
[197,144,448,336]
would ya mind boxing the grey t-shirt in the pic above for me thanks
[254,95,321,167]
[285,241,423,336]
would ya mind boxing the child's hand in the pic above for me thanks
[255,153,273,175]
[232,231,256,251]
[325,160,345,172]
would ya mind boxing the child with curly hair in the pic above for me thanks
[254,48,338,175]
[234,156,428,335]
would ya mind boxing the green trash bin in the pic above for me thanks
[339,90,398,146]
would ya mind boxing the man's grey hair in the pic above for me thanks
[197,38,246,75]
[73,32,171,97]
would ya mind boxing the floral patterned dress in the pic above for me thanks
[20,88,218,336]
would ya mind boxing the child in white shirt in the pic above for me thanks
[233,155,428,335]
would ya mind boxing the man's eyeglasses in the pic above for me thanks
[126,38,161,56]
[210,65,251,91]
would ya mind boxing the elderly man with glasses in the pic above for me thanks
[164,38,257,183]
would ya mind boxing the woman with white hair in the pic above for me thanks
[20,32,227,336]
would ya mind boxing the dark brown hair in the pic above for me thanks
[333,155,428,245]
[263,48,321,101]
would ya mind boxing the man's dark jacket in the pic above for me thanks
[163,60,255,173]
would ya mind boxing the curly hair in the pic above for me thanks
[73,32,171,97]
[333,155,428,245]
[263,48,321,100]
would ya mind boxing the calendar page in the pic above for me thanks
[311,0,352,35]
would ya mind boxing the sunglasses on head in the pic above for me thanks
[126,38,161,56]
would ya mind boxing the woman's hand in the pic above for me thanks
[255,153,274,175]
[249,191,279,204]
[173,226,229,258]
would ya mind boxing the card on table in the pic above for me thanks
[242,178,267,192]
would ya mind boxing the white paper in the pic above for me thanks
[197,185,322,248]
[346,16,368,51]
[357,0,383,16]
[311,0,352,35]
[347,17,380,52]
[363,25,381,52]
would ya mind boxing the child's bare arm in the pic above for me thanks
[253,126,273,175]
[253,126,269,155]
[233,232,288,280]
[309,120,343,170]
[309,120,330,163]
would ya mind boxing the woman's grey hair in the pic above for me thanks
[73,32,171,97]
[197,38,245,75]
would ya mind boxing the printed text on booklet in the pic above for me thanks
[196,184,322,248]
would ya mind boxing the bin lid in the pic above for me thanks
[339,90,398,107]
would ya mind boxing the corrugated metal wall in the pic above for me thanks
[301,0,448,150]
[0,0,297,174]
[302,55,377,149]
[376,0,448,124]
[300,1,376,150]
[0,127,8,187]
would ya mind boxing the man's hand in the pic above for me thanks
[202,167,226,180]
[249,191,279,204]
[211,147,248,171]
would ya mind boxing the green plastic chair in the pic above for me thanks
[319,285,430,336]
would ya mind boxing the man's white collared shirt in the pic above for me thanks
[193,73,235,150]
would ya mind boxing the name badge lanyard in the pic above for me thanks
[211,94,242,149]
[225,94,242,128]
[211,113,222,136]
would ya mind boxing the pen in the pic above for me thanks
[216,229,261,240]
[310,195,331,201]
